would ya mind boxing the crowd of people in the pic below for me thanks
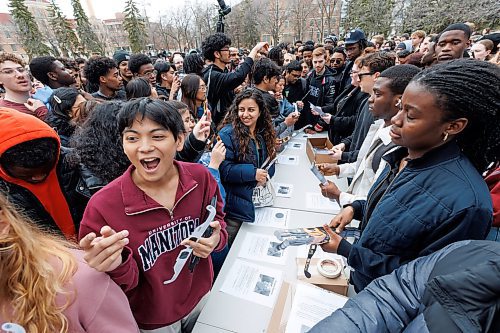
[0,21,498,333]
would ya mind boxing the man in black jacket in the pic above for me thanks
[303,47,338,132]
[202,33,268,125]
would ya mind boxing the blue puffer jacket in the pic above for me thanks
[338,141,493,291]
[311,240,500,333]
[218,124,275,222]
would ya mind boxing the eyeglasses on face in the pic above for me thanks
[141,70,158,77]
[357,72,373,79]
[331,59,344,64]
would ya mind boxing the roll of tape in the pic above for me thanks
[317,259,342,279]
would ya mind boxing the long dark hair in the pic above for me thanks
[221,88,276,162]
[411,58,499,173]
[180,74,202,117]
[69,102,130,184]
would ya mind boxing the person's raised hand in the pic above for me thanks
[209,141,226,169]
[255,168,268,183]
[24,98,45,112]
[181,221,221,258]
[321,113,332,124]
[192,111,211,142]
[319,180,341,200]
[284,113,299,126]
[329,206,355,234]
[79,226,129,272]
[317,163,339,176]
[320,224,343,253]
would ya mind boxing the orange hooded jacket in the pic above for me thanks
[0,107,76,238]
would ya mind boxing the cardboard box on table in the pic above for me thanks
[296,258,349,296]
[306,137,338,164]
[267,279,349,333]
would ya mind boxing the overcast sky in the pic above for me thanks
[0,0,240,21]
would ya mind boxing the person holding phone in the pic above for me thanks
[218,89,277,245]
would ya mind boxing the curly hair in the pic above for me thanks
[221,89,276,162]
[202,33,232,62]
[0,193,77,332]
[0,52,25,66]
[252,58,281,85]
[69,102,130,184]
[127,53,152,75]
[1,138,58,172]
[29,56,57,85]
[83,56,117,86]
[411,58,500,173]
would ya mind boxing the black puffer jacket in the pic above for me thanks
[311,240,500,333]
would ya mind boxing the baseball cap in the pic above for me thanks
[344,29,366,45]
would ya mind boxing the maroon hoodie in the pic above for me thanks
[79,161,227,329]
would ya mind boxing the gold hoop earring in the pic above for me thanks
[443,132,449,142]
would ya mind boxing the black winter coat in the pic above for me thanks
[323,85,369,145]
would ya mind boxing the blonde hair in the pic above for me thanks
[0,194,78,332]
[411,30,426,39]
[312,47,327,59]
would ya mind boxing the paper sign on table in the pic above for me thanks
[274,183,294,198]
[253,207,290,228]
[278,155,300,165]
[219,259,283,308]
[288,142,303,150]
[306,192,340,211]
[237,232,289,265]
[285,282,348,333]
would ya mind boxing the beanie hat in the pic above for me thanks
[113,50,130,66]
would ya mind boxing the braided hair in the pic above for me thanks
[411,58,499,172]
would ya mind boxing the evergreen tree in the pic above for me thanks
[8,0,52,59]
[344,0,395,37]
[123,0,147,53]
[71,0,103,55]
[48,0,79,57]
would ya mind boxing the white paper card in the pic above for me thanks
[237,232,289,265]
[285,283,348,333]
[274,183,294,198]
[288,142,303,150]
[306,192,340,211]
[278,155,300,165]
[219,259,283,308]
[253,207,290,228]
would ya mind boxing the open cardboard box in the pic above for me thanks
[306,137,338,164]
[267,281,349,333]
[296,258,349,296]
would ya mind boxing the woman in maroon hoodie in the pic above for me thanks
[79,98,227,332]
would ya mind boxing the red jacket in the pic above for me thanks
[79,161,227,329]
